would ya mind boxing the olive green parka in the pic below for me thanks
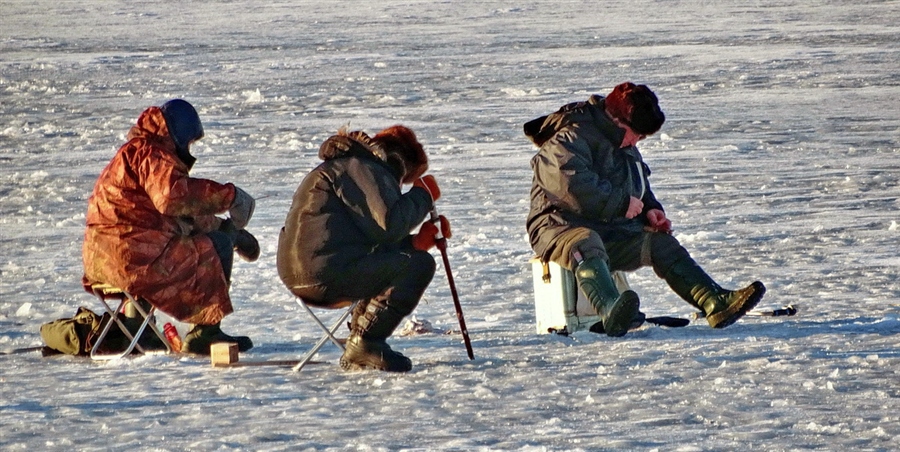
[525,95,664,262]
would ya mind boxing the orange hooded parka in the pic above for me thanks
[82,106,237,325]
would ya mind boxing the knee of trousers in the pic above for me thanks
[560,231,608,271]
[408,250,437,286]
[649,233,691,278]
[386,250,436,315]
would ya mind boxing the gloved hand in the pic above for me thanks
[412,215,452,251]
[413,175,441,202]
[234,230,260,262]
[229,186,255,230]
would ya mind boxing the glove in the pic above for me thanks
[412,215,451,251]
[234,230,260,262]
[413,175,441,202]
[229,186,255,230]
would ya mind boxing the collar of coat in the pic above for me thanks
[317,128,404,181]
[318,127,388,162]
[523,94,627,149]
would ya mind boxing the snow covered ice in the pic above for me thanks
[1,1,899,450]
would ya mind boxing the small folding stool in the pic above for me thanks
[292,298,359,372]
[88,283,171,360]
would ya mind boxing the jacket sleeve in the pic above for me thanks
[133,145,235,218]
[532,131,630,222]
[337,159,432,244]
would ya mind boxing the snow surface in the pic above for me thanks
[1,1,899,450]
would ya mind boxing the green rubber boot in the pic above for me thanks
[664,258,766,328]
[575,257,641,337]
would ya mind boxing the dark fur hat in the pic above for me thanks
[604,82,665,135]
[372,125,428,184]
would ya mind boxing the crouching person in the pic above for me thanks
[277,125,449,372]
[526,82,766,336]
[82,99,260,355]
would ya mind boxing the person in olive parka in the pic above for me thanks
[277,125,449,372]
[526,82,766,337]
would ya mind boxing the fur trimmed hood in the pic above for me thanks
[318,125,428,184]
[318,127,385,161]
[372,125,428,184]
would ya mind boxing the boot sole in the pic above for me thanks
[708,281,766,329]
[603,291,641,337]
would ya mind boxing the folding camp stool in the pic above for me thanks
[292,298,360,371]
[88,283,171,360]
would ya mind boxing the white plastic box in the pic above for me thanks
[530,258,630,334]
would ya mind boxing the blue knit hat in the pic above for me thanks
[160,99,204,150]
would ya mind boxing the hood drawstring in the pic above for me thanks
[634,161,646,200]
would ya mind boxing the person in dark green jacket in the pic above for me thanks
[277,125,449,372]
[526,82,765,337]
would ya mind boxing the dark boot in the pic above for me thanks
[341,335,412,373]
[664,258,766,328]
[340,291,413,372]
[575,257,641,337]
[181,322,253,355]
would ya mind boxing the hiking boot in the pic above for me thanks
[339,334,412,372]
[340,286,420,372]
[181,323,253,355]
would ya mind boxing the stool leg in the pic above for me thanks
[124,293,172,354]
[90,296,132,360]
[293,300,358,372]
[89,289,173,360]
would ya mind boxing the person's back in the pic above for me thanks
[277,129,433,300]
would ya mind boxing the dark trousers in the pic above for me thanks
[293,249,436,319]
[552,227,691,278]
[207,231,234,283]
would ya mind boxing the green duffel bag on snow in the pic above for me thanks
[40,306,166,356]
[40,306,104,355]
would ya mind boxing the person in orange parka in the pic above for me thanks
[82,99,259,355]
